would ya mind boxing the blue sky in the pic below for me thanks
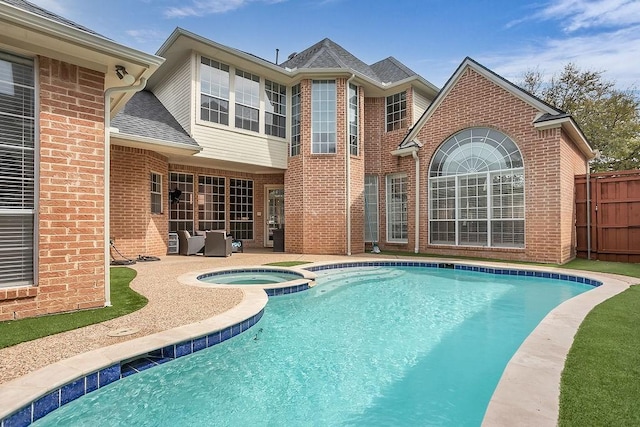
[29,0,640,89]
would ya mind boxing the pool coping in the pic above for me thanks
[179,265,317,295]
[0,259,635,426]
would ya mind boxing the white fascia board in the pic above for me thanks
[111,131,203,155]
[0,3,164,68]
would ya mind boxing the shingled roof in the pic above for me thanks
[112,91,200,149]
[278,38,417,84]
[2,0,104,37]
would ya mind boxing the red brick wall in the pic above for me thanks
[110,145,169,258]
[408,67,586,263]
[0,57,106,320]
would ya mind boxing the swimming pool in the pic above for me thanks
[198,268,304,285]
[31,263,595,426]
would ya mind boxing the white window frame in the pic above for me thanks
[265,79,286,138]
[234,68,260,133]
[311,80,336,154]
[428,127,525,248]
[169,172,194,233]
[198,175,225,231]
[364,175,379,243]
[0,52,37,287]
[386,91,406,132]
[150,172,162,214]
[386,173,408,243]
[229,178,254,240]
[290,83,301,156]
[348,83,358,156]
[200,56,230,126]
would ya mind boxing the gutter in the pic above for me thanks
[103,77,148,307]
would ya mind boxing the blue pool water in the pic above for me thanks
[198,269,303,285]
[34,266,592,426]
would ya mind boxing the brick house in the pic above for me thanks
[0,0,163,320]
[0,2,594,319]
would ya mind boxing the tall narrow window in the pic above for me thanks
[290,84,301,156]
[364,175,379,243]
[386,174,408,243]
[311,80,336,154]
[169,172,194,233]
[200,57,229,125]
[235,69,260,132]
[150,172,162,214]
[428,127,524,248]
[229,178,253,240]
[349,83,358,156]
[386,91,406,132]
[0,53,35,287]
[265,80,286,138]
[198,175,225,231]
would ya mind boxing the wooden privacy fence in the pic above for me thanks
[575,170,640,263]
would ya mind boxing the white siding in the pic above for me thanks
[153,55,193,134]
[413,90,431,125]
[192,124,288,169]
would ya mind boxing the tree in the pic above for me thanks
[520,64,640,171]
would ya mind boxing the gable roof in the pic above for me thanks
[111,91,200,152]
[398,57,594,158]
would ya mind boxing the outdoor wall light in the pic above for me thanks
[115,65,136,85]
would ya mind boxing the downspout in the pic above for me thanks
[412,150,420,253]
[103,76,147,306]
[345,74,355,256]
[586,158,591,260]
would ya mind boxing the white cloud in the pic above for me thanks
[164,0,283,18]
[485,25,640,88]
[535,0,640,32]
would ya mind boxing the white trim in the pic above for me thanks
[110,131,202,155]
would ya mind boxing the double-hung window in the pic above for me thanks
[235,69,260,132]
[0,52,35,287]
[386,91,406,132]
[200,57,229,125]
[311,80,336,154]
[364,175,379,243]
[290,84,301,156]
[348,83,358,155]
[265,80,286,138]
[150,172,162,214]
[386,174,408,243]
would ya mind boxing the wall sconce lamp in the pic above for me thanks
[115,65,136,85]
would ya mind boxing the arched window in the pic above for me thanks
[428,128,524,248]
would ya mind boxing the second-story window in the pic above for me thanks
[200,57,229,125]
[386,91,406,132]
[349,83,358,155]
[311,80,336,154]
[265,80,286,138]
[235,69,260,132]
[290,84,301,156]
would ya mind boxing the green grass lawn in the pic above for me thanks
[0,267,146,349]
[558,284,640,426]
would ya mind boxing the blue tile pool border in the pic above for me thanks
[0,309,264,427]
[1,261,602,426]
[304,261,603,288]
[197,268,305,281]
